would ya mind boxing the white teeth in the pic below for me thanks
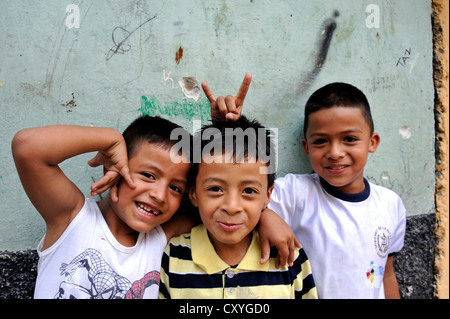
[136,202,160,216]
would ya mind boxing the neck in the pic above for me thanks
[98,199,139,247]
[208,232,252,266]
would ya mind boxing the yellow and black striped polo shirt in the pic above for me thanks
[159,224,317,299]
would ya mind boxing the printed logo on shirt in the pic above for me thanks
[373,226,391,258]
[365,261,384,288]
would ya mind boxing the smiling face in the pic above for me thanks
[103,141,190,238]
[302,106,380,194]
[189,154,273,256]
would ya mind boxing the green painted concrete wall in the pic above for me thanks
[0,0,434,250]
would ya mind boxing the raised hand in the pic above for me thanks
[88,139,135,196]
[202,73,252,121]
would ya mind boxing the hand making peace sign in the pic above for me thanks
[202,73,252,121]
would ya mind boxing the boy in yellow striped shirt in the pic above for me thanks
[159,116,317,299]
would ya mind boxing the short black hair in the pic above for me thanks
[190,116,276,189]
[303,82,374,139]
[122,115,191,158]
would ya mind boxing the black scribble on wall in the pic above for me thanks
[298,10,339,95]
[106,15,157,61]
[396,48,411,67]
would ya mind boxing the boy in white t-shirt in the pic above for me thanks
[12,116,193,298]
[203,76,406,299]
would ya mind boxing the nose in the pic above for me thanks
[221,191,242,215]
[327,141,345,160]
[148,182,167,203]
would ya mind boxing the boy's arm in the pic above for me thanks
[202,73,252,121]
[11,125,133,247]
[161,214,201,241]
[383,255,401,298]
[258,209,301,268]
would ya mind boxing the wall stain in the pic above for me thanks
[213,2,229,37]
[61,92,77,112]
[175,46,184,65]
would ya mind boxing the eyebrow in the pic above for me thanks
[202,177,264,188]
[139,162,162,173]
[309,128,364,137]
[140,163,187,184]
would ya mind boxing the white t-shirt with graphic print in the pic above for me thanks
[34,198,167,299]
[268,173,406,299]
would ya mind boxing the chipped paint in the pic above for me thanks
[398,126,411,139]
[178,76,201,101]
[175,46,183,64]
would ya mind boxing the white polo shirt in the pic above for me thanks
[268,173,406,299]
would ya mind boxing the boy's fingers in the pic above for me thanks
[260,238,271,264]
[120,166,136,189]
[201,81,216,103]
[278,255,287,269]
[294,236,301,248]
[235,73,252,107]
[91,171,118,195]
[215,96,230,118]
[225,113,238,121]
[225,95,240,119]
[288,238,295,267]
[275,242,289,268]
[87,154,101,167]
[275,255,280,269]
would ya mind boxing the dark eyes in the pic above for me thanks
[141,172,155,179]
[243,188,257,194]
[312,138,327,145]
[140,172,183,194]
[170,185,183,194]
[311,136,358,144]
[207,186,257,195]
[343,136,358,142]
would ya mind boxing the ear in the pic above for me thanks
[302,139,310,157]
[110,183,119,202]
[369,133,381,153]
[263,185,274,209]
[188,186,199,207]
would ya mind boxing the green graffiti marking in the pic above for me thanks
[139,95,211,122]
